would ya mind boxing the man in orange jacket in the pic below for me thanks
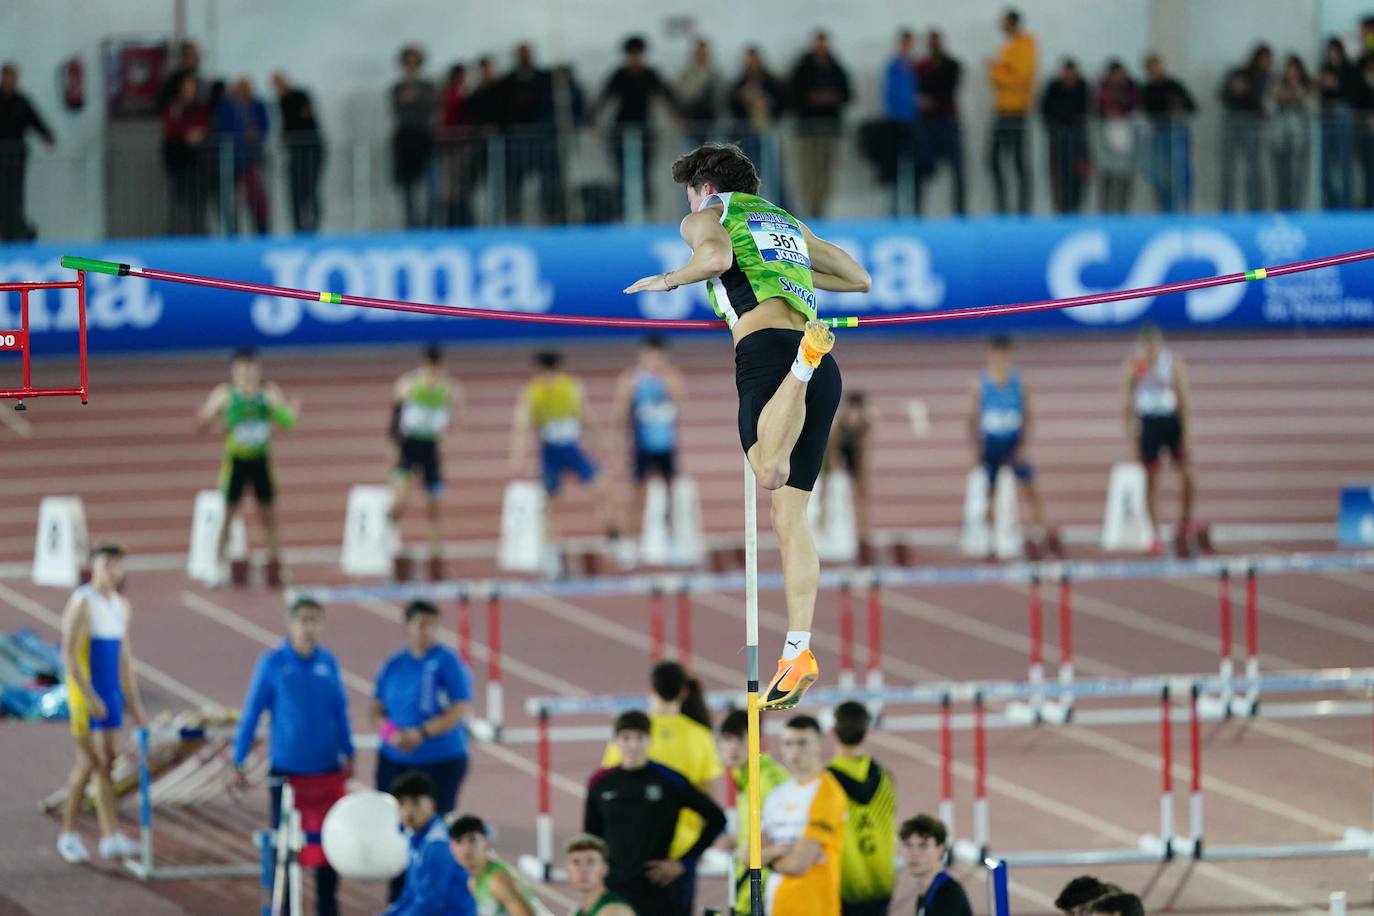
[987,8,1037,214]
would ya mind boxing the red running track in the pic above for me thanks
[2,333,1374,914]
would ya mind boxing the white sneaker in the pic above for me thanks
[57,832,90,864]
[98,833,140,859]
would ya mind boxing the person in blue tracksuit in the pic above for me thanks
[233,595,354,916]
[965,333,1059,557]
[383,770,476,916]
[373,599,474,901]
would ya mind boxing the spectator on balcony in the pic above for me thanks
[1219,43,1272,211]
[1040,58,1089,213]
[215,77,271,235]
[676,39,720,149]
[987,8,1037,214]
[162,73,212,235]
[158,40,203,114]
[391,45,437,228]
[597,35,676,219]
[728,46,787,199]
[0,63,54,242]
[273,71,324,233]
[1268,54,1314,211]
[1357,57,1374,208]
[1319,37,1360,209]
[882,29,923,214]
[437,64,477,227]
[1141,53,1195,212]
[498,43,564,224]
[789,30,852,217]
[1097,60,1140,213]
[916,30,966,214]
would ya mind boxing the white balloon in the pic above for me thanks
[321,791,410,880]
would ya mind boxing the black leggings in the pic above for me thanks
[735,328,842,492]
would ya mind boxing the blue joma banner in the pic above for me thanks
[2,213,1372,353]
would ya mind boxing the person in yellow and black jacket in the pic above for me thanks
[827,701,897,916]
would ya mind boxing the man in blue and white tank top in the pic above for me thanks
[966,334,1058,556]
[57,544,146,864]
[1123,324,1196,555]
[612,337,687,545]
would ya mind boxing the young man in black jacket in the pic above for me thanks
[583,710,726,916]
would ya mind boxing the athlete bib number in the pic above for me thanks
[540,417,582,445]
[746,214,811,268]
[401,403,450,437]
[232,420,271,449]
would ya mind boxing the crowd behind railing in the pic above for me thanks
[7,8,1374,243]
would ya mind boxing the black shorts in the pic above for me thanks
[222,456,275,507]
[735,328,842,492]
[396,437,444,495]
[633,449,676,483]
[1139,414,1187,467]
[842,900,892,916]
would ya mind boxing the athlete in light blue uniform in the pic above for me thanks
[966,335,1057,556]
[57,544,146,864]
[612,337,686,544]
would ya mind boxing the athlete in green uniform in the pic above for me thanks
[391,344,465,581]
[564,834,634,916]
[449,815,541,916]
[624,143,872,710]
[194,348,299,586]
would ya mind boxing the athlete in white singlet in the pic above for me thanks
[1122,324,1196,554]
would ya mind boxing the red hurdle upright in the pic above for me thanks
[456,588,472,664]
[973,692,988,858]
[486,586,504,732]
[1027,573,1044,705]
[675,583,693,669]
[838,581,856,691]
[0,273,91,405]
[865,575,884,696]
[939,692,955,839]
[1056,571,1075,707]
[649,585,665,663]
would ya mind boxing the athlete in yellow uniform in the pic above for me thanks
[760,715,845,916]
[510,351,622,573]
[57,544,146,864]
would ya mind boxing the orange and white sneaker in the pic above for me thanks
[762,649,820,710]
[798,320,836,368]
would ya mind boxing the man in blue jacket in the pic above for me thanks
[233,595,354,916]
[384,770,476,916]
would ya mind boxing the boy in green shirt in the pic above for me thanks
[194,347,299,587]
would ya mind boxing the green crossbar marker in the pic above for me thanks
[826,316,859,329]
[61,256,127,277]
[1244,268,1268,282]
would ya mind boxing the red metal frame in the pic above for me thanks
[0,272,90,404]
